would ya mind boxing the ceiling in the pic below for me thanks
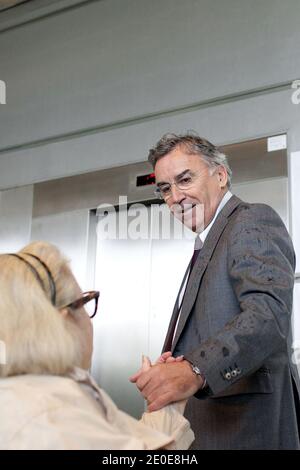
[0,0,30,12]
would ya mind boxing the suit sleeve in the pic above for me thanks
[184,204,295,396]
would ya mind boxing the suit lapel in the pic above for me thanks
[171,195,242,351]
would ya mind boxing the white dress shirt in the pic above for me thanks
[199,190,232,244]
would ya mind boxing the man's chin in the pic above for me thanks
[173,217,200,232]
[180,217,202,233]
[187,222,203,233]
[172,205,204,232]
[183,213,204,233]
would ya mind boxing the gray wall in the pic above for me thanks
[0,185,33,252]
[0,0,300,189]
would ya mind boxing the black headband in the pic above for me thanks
[9,253,56,306]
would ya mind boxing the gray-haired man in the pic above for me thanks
[130,133,299,449]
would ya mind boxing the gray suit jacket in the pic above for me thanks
[163,195,299,450]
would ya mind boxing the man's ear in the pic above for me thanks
[59,307,69,317]
[218,166,228,188]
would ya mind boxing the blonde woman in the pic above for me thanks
[0,241,194,450]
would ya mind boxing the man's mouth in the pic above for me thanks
[171,202,199,220]
[180,204,196,215]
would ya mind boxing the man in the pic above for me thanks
[130,133,299,449]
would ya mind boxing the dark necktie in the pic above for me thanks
[189,236,203,272]
[164,236,203,352]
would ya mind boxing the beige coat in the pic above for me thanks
[0,368,194,450]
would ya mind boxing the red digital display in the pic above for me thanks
[136,173,156,187]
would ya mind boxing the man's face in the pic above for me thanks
[154,146,228,232]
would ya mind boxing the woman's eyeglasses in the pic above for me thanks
[62,291,100,318]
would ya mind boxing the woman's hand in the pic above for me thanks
[141,355,152,371]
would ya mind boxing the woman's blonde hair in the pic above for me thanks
[0,241,85,377]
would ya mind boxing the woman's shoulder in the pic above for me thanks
[0,373,108,449]
[0,372,105,414]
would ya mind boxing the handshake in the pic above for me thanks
[129,351,205,412]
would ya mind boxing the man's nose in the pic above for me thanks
[169,184,185,203]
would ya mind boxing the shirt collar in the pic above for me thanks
[68,367,108,414]
[199,190,232,244]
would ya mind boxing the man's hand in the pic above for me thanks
[129,351,183,383]
[156,351,184,364]
[129,360,204,412]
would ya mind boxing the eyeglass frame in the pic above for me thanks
[154,168,215,200]
[61,290,100,319]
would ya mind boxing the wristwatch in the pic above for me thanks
[190,363,207,390]
[191,364,202,375]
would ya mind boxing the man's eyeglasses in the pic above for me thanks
[154,171,204,200]
[62,291,100,318]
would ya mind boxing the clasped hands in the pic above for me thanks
[129,352,204,412]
